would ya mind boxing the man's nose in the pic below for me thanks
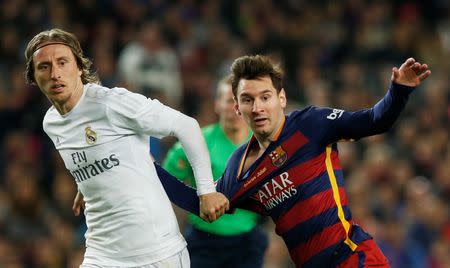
[252,99,262,113]
[50,64,61,79]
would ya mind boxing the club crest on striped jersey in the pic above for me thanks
[269,146,287,167]
[85,127,97,145]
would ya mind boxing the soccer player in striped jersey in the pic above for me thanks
[163,76,267,268]
[24,28,229,268]
[156,55,431,267]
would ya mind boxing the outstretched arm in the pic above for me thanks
[105,88,229,222]
[155,162,201,215]
[156,162,230,220]
[169,113,229,222]
[314,58,431,144]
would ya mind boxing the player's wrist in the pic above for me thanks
[197,187,217,197]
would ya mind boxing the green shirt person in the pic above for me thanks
[163,76,268,267]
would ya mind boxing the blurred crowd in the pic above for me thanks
[0,0,449,267]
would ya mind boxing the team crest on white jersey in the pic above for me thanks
[269,146,287,167]
[85,127,97,144]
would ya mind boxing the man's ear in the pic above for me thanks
[234,98,241,115]
[279,88,287,108]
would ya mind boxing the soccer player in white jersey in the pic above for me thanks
[24,28,229,268]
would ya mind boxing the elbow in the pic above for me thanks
[183,115,200,129]
[174,114,200,135]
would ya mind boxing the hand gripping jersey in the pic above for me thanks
[163,123,260,236]
[156,83,414,267]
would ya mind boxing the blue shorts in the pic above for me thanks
[185,226,268,268]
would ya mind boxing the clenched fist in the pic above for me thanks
[199,192,230,222]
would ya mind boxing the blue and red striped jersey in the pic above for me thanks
[156,82,414,267]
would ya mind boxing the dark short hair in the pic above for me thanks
[230,55,284,97]
[24,28,100,85]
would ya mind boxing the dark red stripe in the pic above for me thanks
[275,187,348,234]
[290,222,349,265]
[285,149,341,189]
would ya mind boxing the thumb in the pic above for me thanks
[391,67,399,82]
[73,205,80,216]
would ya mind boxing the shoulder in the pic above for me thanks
[227,142,247,165]
[84,83,132,101]
[84,83,155,114]
[42,106,59,133]
[287,106,339,124]
[288,106,318,120]
[43,105,58,120]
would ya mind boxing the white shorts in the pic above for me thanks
[80,247,190,268]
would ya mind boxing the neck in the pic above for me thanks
[254,115,286,150]
[254,136,271,150]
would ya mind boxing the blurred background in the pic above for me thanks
[0,0,449,267]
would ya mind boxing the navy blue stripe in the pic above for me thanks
[358,250,366,268]
[302,241,342,268]
[351,225,372,243]
[270,171,345,220]
[281,205,352,250]
[333,169,344,185]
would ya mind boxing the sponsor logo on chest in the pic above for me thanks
[252,171,297,210]
[69,150,120,183]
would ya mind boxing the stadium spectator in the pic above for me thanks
[118,20,183,108]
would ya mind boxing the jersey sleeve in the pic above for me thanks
[105,87,216,195]
[105,87,184,138]
[154,162,200,215]
[303,83,415,145]
[215,148,247,205]
[214,148,240,200]
[162,142,194,185]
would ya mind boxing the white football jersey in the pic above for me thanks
[43,83,195,266]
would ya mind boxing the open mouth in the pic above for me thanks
[254,118,267,126]
[50,84,65,93]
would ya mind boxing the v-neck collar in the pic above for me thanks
[236,116,287,180]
